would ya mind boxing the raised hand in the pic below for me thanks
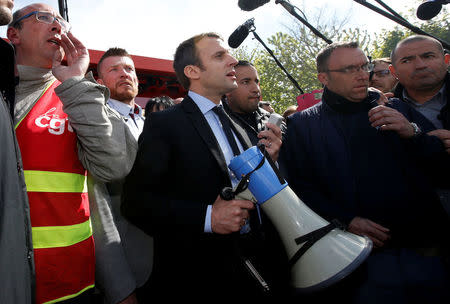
[257,122,282,162]
[52,32,90,82]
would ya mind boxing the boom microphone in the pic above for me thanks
[228,18,255,48]
[416,0,449,20]
[238,0,271,11]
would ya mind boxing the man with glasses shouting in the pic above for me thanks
[7,3,138,304]
[279,42,450,303]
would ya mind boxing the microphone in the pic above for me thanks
[238,0,271,11]
[416,0,449,20]
[228,18,255,48]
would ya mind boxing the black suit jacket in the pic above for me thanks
[122,96,289,300]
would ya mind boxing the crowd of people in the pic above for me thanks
[0,1,449,304]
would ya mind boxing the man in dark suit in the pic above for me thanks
[121,32,290,302]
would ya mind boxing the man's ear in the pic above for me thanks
[97,78,104,85]
[317,72,329,87]
[388,64,398,79]
[444,53,450,66]
[184,65,200,81]
[7,27,21,45]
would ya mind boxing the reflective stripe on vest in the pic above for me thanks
[24,170,88,193]
[43,284,95,304]
[15,79,95,304]
[32,219,92,249]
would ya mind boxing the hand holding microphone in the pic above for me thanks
[369,105,420,138]
[258,113,283,162]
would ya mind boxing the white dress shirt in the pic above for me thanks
[188,91,245,233]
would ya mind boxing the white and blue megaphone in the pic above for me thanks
[229,146,372,293]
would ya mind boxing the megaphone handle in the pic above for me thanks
[232,236,271,293]
[219,187,235,201]
[288,219,345,268]
[220,188,270,292]
[242,257,271,293]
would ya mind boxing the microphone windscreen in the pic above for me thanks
[238,0,271,11]
[416,1,442,20]
[228,26,250,48]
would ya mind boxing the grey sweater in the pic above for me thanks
[15,66,153,304]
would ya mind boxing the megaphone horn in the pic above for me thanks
[229,146,372,293]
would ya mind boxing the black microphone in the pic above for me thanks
[238,0,271,11]
[228,18,255,48]
[417,0,449,20]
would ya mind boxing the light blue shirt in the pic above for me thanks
[107,99,145,140]
[188,91,244,233]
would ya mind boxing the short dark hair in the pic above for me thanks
[316,41,359,73]
[391,35,444,63]
[97,47,132,76]
[145,95,175,114]
[173,32,222,90]
[235,60,254,68]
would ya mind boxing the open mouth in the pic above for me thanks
[48,39,61,46]
[226,70,236,79]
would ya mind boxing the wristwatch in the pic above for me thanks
[410,122,422,137]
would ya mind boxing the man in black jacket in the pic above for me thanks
[280,41,450,304]
[390,35,450,213]
[122,33,290,302]
[390,35,449,137]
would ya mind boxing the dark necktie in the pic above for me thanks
[212,105,241,156]
[214,106,262,232]
[129,106,140,127]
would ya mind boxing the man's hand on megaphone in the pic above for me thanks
[347,217,391,249]
[258,123,282,162]
[211,195,255,234]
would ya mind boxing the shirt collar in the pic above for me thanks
[188,91,222,114]
[402,83,446,105]
[108,98,142,117]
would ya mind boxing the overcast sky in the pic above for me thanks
[1,0,424,60]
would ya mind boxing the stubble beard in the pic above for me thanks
[111,88,138,105]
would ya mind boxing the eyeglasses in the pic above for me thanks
[371,69,391,78]
[12,11,71,33]
[325,62,374,74]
